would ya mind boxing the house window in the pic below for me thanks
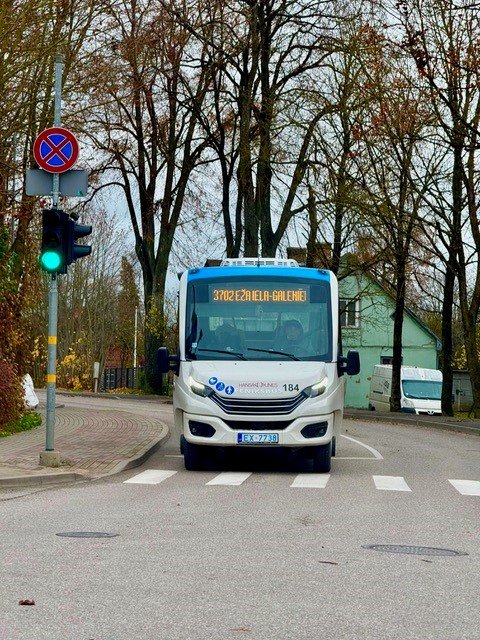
[381,356,403,365]
[340,299,359,328]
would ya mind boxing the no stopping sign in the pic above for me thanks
[33,127,79,173]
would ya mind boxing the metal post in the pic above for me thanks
[133,306,138,367]
[133,307,138,388]
[10,133,17,244]
[45,274,58,451]
[40,54,63,467]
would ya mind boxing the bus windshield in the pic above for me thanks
[185,276,332,361]
[402,380,442,400]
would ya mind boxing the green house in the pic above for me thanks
[338,271,441,409]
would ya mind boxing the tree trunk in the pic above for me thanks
[462,312,480,418]
[440,262,455,416]
[390,265,407,412]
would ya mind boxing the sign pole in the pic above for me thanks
[40,54,63,467]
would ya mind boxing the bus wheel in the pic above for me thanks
[183,438,205,471]
[331,436,336,457]
[312,442,332,473]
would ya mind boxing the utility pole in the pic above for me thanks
[10,133,17,244]
[134,307,138,388]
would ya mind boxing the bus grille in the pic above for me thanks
[209,392,307,415]
[224,419,293,430]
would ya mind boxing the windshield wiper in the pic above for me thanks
[247,348,299,361]
[197,348,248,360]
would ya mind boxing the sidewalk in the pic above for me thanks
[0,394,169,488]
[0,395,478,488]
[344,407,480,437]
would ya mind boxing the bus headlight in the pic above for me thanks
[403,398,415,408]
[190,378,213,398]
[304,376,329,398]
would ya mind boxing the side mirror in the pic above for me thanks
[157,347,179,375]
[338,350,360,376]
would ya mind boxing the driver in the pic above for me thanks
[279,319,309,353]
[215,322,243,351]
[284,319,303,344]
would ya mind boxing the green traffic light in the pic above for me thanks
[40,251,62,272]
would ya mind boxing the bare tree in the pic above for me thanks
[117,256,141,369]
[173,0,355,257]
[398,0,480,416]
[349,21,437,411]
[77,0,213,391]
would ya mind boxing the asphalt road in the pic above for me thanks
[1,398,479,640]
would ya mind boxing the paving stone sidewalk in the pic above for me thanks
[0,402,169,487]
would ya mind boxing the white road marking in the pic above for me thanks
[206,472,252,486]
[335,457,382,460]
[290,474,331,488]
[449,479,480,496]
[340,435,383,459]
[373,475,412,491]
[124,470,177,484]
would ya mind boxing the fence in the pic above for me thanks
[102,367,143,391]
[101,367,171,395]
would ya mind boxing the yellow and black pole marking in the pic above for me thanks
[45,274,59,451]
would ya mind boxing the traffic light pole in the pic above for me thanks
[40,54,63,468]
[44,274,58,452]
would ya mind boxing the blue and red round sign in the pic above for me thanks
[33,127,79,173]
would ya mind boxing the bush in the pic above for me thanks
[0,411,42,437]
[0,361,24,427]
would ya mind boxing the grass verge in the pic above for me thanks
[0,411,42,438]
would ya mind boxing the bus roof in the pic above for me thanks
[186,264,332,283]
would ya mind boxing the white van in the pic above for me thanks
[368,365,442,415]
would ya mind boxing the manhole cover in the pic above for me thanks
[56,532,119,539]
[362,544,467,556]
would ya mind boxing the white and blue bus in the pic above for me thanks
[158,258,360,472]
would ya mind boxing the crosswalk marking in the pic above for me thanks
[373,475,412,492]
[123,470,479,497]
[290,474,330,488]
[206,472,252,486]
[124,470,177,484]
[449,479,480,496]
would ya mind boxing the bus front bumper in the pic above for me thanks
[181,411,337,448]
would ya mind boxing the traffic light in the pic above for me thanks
[40,208,69,273]
[66,214,92,266]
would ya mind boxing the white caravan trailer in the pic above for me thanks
[158,258,360,472]
[368,365,442,415]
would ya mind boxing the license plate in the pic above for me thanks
[237,433,279,444]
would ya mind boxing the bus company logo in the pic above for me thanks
[239,382,278,389]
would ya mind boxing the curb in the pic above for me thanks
[0,472,88,488]
[0,426,171,488]
[89,430,171,480]
[344,411,480,437]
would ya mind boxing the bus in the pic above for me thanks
[158,258,360,472]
